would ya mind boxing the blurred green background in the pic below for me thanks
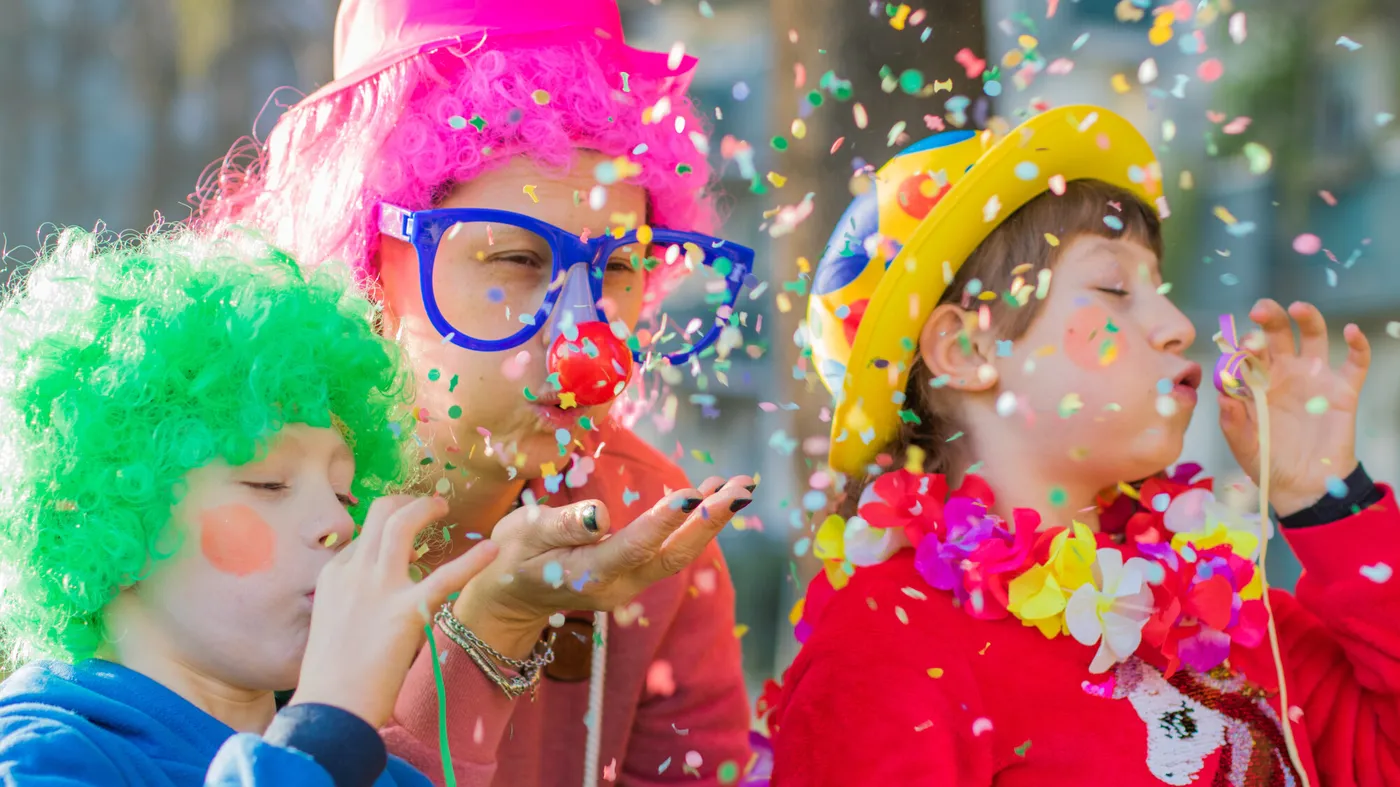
[1,0,1396,696]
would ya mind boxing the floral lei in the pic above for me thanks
[801,463,1271,678]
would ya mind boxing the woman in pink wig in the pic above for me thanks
[196,1,757,785]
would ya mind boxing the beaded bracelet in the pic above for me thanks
[434,603,556,700]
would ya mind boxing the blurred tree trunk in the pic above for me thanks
[764,0,986,669]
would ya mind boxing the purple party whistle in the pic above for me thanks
[1214,313,1251,399]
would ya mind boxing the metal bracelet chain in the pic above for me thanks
[434,603,556,700]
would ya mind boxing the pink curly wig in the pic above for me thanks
[194,40,717,304]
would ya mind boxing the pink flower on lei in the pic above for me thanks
[1135,541,1267,674]
[910,493,1040,620]
[858,469,995,547]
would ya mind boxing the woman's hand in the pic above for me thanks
[451,475,754,660]
[291,495,498,727]
[1218,299,1371,517]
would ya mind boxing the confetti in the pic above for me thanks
[1197,58,1224,82]
[531,89,550,105]
[954,48,987,78]
[1243,142,1272,174]
[1304,396,1330,415]
[1293,234,1323,255]
[1387,322,1400,339]
[1325,476,1348,498]
[543,561,564,588]
[1081,675,1116,697]
[1014,740,1033,757]
[889,3,912,29]
[1336,36,1362,51]
[927,667,944,678]
[732,81,750,101]
[647,660,677,697]
[983,194,1002,222]
[523,184,538,203]
[1138,58,1158,84]
[1361,562,1394,583]
[447,115,468,130]
[972,717,994,736]
[1058,393,1084,418]
[1229,12,1247,44]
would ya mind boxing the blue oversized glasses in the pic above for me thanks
[379,204,755,365]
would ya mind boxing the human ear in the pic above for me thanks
[917,303,1000,391]
[371,238,416,336]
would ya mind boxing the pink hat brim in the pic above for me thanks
[294,28,698,110]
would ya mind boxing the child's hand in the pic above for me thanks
[1218,299,1371,517]
[291,495,498,728]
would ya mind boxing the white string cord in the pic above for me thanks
[582,610,609,787]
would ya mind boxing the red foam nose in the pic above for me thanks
[547,322,635,407]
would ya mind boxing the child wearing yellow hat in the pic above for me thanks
[764,106,1400,786]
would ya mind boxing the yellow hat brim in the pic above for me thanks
[829,106,1162,476]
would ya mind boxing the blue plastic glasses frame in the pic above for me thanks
[379,204,755,365]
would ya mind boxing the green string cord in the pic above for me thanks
[425,623,457,787]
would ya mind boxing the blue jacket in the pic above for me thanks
[0,659,434,787]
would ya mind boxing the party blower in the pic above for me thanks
[1212,313,1310,787]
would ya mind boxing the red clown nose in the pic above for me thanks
[547,322,634,407]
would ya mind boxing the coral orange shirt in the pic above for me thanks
[383,419,751,786]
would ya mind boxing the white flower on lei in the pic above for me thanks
[1065,548,1156,674]
[1162,487,1269,559]
[841,515,907,566]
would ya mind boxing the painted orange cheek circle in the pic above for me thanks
[199,504,276,576]
[1063,305,1126,370]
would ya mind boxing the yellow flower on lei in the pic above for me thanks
[1171,523,1265,600]
[1007,521,1098,638]
[815,514,854,590]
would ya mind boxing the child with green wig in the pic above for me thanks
[0,229,499,786]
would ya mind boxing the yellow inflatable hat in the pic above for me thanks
[807,105,1163,476]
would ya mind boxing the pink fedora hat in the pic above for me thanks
[297,0,699,106]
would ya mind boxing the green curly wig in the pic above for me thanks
[0,229,413,666]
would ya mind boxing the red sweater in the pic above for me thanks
[383,420,751,786]
[769,488,1400,786]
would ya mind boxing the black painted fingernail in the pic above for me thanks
[681,497,703,513]
[730,497,753,513]
[744,483,757,493]
[582,505,599,532]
